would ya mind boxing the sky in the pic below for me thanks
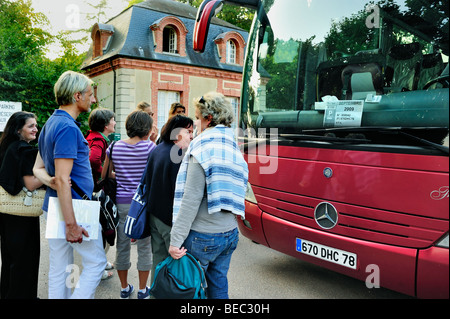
[30,0,129,59]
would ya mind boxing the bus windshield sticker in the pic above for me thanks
[323,100,364,128]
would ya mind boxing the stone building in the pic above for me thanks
[81,0,248,136]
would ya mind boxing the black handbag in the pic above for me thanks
[72,180,119,246]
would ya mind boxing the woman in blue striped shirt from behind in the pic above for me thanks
[169,92,249,299]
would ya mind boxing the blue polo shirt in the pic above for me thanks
[38,109,94,211]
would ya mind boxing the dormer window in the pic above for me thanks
[91,23,114,59]
[226,40,236,64]
[214,31,246,66]
[163,26,177,54]
[150,16,188,57]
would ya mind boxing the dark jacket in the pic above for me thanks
[145,141,183,226]
[0,140,37,195]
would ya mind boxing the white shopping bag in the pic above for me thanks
[45,197,100,241]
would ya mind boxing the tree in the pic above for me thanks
[0,0,88,134]
[0,0,50,102]
[86,0,111,24]
[324,5,380,59]
[177,0,254,31]
[128,0,254,31]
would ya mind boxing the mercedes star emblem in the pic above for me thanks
[314,202,338,229]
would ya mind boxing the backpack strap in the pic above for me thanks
[105,140,116,177]
[71,180,90,200]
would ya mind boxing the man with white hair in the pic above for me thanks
[35,71,107,299]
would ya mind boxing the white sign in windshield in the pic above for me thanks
[323,100,363,127]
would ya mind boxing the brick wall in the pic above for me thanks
[86,58,242,137]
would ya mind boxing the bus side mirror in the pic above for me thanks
[193,0,224,53]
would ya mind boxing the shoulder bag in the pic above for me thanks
[0,186,45,217]
[149,253,206,299]
[124,156,151,239]
[72,180,119,246]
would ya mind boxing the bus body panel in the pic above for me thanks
[238,198,449,298]
[264,213,417,296]
[241,147,449,297]
[416,246,449,299]
[247,146,448,224]
[194,0,449,299]
[239,201,270,246]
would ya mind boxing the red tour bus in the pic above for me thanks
[194,0,449,298]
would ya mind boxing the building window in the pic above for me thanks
[93,31,101,57]
[163,27,177,54]
[215,32,246,65]
[150,16,188,56]
[226,40,236,64]
[157,90,181,132]
[90,23,114,59]
[228,97,239,130]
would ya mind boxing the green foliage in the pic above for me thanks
[130,0,254,31]
[0,0,50,102]
[0,0,88,133]
[177,0,254,31]
[215,5,254,31]
[260,38,299,110]
[324,6,379,59]
[1,0,254,137]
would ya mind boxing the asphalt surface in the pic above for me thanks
[17,217,410,300]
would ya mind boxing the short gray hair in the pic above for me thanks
[195,92,234,127]
[54,71,94,106]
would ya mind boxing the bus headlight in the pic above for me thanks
[245,182,258,204]
[436,233,449,248]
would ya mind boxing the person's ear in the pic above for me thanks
[206,115,213,127]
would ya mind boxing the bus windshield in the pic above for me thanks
[241,0,449,149]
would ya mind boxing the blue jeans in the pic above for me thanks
[183,228,239,299]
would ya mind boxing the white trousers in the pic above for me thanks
[47,224,107,299]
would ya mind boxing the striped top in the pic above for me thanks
[106,140,156,204]
[173,125,248,221]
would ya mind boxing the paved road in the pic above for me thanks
[22,218,410,300]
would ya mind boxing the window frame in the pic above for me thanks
[227,39,237,64]
[163,26,178,54]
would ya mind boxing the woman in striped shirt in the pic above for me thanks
[102,110,156,299]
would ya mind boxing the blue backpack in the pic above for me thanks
[150,253,207,299]
[124,157,151,239]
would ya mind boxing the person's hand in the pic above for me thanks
[49,176,71,190]
[150,124,158,143]
[66,224,89,244]
[169,245,187,260]
[49,177,57,190]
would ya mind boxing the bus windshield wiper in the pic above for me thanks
[398,131,449,155]
[303,126,449,155]
[279,133,371,144]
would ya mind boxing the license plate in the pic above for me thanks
[296,238,357,269]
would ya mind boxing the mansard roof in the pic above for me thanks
[81,0,247,73]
